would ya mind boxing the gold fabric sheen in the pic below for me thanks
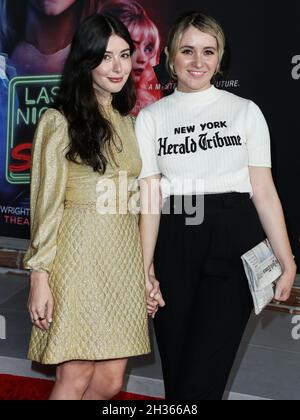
[24,107,151,364]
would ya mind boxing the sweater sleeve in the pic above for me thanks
[246,101,272,168]
[135,109,161,179]
[23,109,69,274]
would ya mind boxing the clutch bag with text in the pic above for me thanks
[241,239,283,315]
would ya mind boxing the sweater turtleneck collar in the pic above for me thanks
[172,85,223,104]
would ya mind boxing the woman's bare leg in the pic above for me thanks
[82,358,128,400]
[49,360,95,400]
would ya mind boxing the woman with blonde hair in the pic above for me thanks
[136,11,296,400]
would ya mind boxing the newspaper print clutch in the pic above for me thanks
[241,239,283,315]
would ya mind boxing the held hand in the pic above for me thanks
[28,272,54,332]
[274,262,297,302]
[145,273,166,319]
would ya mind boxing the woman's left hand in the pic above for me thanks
[145,274,166,318]
[274,262,297,302]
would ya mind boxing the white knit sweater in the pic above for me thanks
[135,85,271,199]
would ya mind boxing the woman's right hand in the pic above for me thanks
[28,272,54,332]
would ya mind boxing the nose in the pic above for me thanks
[112,57,122,73]
[193,53,203,68]
[135,49,147,65]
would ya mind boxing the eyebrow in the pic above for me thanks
[105,48,131,54]
[179,45,217,50]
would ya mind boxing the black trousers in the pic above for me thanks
[153,193,266,400]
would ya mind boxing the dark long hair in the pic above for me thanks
[53,13,136,173]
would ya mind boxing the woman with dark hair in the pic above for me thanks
[23,14,151,400]
[0,0,100,74]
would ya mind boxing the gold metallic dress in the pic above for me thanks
[23,107,151,365]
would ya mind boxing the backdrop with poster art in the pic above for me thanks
[0,0,100,238]
[0,0,299,271]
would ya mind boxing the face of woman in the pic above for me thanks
[28,0,78,16]
[131,32,156,84]
[92,35,132,100]
[174,26,220,93]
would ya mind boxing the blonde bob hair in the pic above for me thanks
[166,11,226,80]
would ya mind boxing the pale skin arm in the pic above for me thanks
[28,272,54,332]
[249,167,297,301]
[139,175,166,318]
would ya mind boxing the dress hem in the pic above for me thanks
[27,349,151,366]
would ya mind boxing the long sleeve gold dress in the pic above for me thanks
[23,106,151,365]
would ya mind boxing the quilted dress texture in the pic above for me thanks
[23,106,151,364]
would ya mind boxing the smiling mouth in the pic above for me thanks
[108,77,124,83]
[188,71,207,77]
